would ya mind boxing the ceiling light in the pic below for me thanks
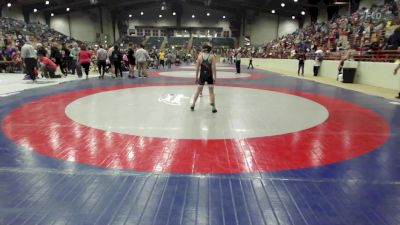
[140,12,144,15]
[66,8,70,12]
[129,14,132,18]
[281,3,285,7]
[294,0,298,2]
[33,8,38,13]
[161,1,166,10]
[292,16,296,19]
[51,13,54,17]
[223,15,226,19]
[45,1,50,5]
[271,10,276,14]
[206,12,210,16]
[192,14,195,18]
[334,1,349,5]
[159,14,162,18]
[301,11,306,15]
[7,3,11,7]
[172,12,176,16]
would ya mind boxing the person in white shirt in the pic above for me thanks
[313,50,323,76]
[135,44,150,77]
[21,42,38,82]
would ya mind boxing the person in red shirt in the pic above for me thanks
[78,45,92,79]
[38,54,57,78]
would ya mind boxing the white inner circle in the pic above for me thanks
[65,86,329,140]
[158,71,251,79]
[179,66,235,70]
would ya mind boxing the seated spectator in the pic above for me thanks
[388,27,400,49]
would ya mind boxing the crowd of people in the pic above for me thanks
[0,16,203,80]
[243,1,400,62]
[8,38,208,82]
[0,17,76,73]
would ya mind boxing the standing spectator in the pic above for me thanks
[235,50,242,74]
[97,45,107,79]
[166,51,173,69]
[78,45,91,80]
[61,43,70,75]
[70,44,80,75]
[247,53,254,69]
[127,43,136,78]
[21,41,38,82]
[313,50,323,76]
[107,45,115,75]
[297,49,306,76]
[50,43,65,75]
[159,50,165,69]
[151,50,159,69]
[110,45,123,78]
[393,60,400,99]
[135,44,150,77]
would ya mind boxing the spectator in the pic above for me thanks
[393,60,400,99]
[21,41,38,82]
[38,54,57,78]
[97,45,107,79]
[135,44,150,77]
[127,43,136,78]
[159,50,165,69]
[235,49,241,74]
[248,53,254,70]
[388,27,400,49]
[50,43,65,75]
[314,50,324,76]
[297,49,306,76]
[166,51,173,69]
[61,43,71,75]
[70,44,80,75]
[78,45,91,79]
[110,45,123,78]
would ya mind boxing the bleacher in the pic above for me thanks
[145,37,164,49]
[166,37,189,48]
[123,36,144,45]
[1,17,73,43]
[192,37,211,48]
[212,38,235,48]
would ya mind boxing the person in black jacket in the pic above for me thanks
[50,43,65,75]
[127,43,136,78]
[297,49,306,76]
[110,45,123,78]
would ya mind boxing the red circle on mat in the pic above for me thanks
[148,71,264,80]
[1,84,390,174]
